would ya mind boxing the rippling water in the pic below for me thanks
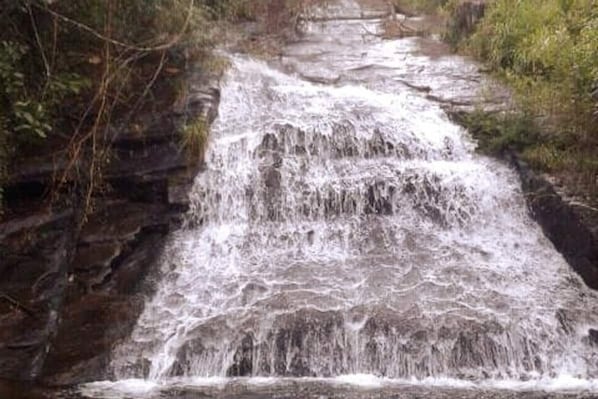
[72,0,598,397]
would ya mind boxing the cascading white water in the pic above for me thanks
[109,0,598,391]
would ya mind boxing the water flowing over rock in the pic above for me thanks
[104,0,598,396]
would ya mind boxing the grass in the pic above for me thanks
[456,110,538,156]
[181,116,210,163]
[201,55,232,75]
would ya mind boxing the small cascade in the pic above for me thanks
[109,0,598,390]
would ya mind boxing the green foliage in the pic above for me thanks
[205,0,327,34]
[0,41,27,96]
[0,41,49,140]
[458,107,598,193]
[457,110,539,156]
[466,0,597,134]
[0,39,90,142]
[445,0,598,191]
[440,0,485,48]
[0,0,214,215]
[202,0,255,20]
[200,54,232,75]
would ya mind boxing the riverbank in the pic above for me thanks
[449,0,597,195]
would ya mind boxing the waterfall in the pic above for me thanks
[108,0,598,390]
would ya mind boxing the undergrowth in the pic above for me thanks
[457,110,539,157]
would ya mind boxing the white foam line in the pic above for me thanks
[79,375,598,397]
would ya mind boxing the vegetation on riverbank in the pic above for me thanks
[464,0,598,193]
[0,0,323,218]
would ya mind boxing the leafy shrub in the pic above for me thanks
[467,0,597,135]
[455,109,539,155]
[0,0,220,216]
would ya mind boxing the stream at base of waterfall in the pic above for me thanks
[68,0,598,397]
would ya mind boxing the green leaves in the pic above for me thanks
[13,101,52,138]
[0,41,48,141]
[0,38,93,142]
[44,73,92,111]
[457,0,598,190]
[0,41,28,96]
[467,0,598,131]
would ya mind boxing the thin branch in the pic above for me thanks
[27,3,51,79]
[569,201,598,213]
[0,292,36,318]
[50,14,59,75]
[129,50,167,117]
[33,0,196,52]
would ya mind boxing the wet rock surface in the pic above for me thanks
[3,0,598,397]
[0,67,220,385]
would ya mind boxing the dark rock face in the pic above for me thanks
[509,154,598,290]
[446,1,487,42]
[0,68,220,385]
[41,295,144,385]
[0,212,74,381]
